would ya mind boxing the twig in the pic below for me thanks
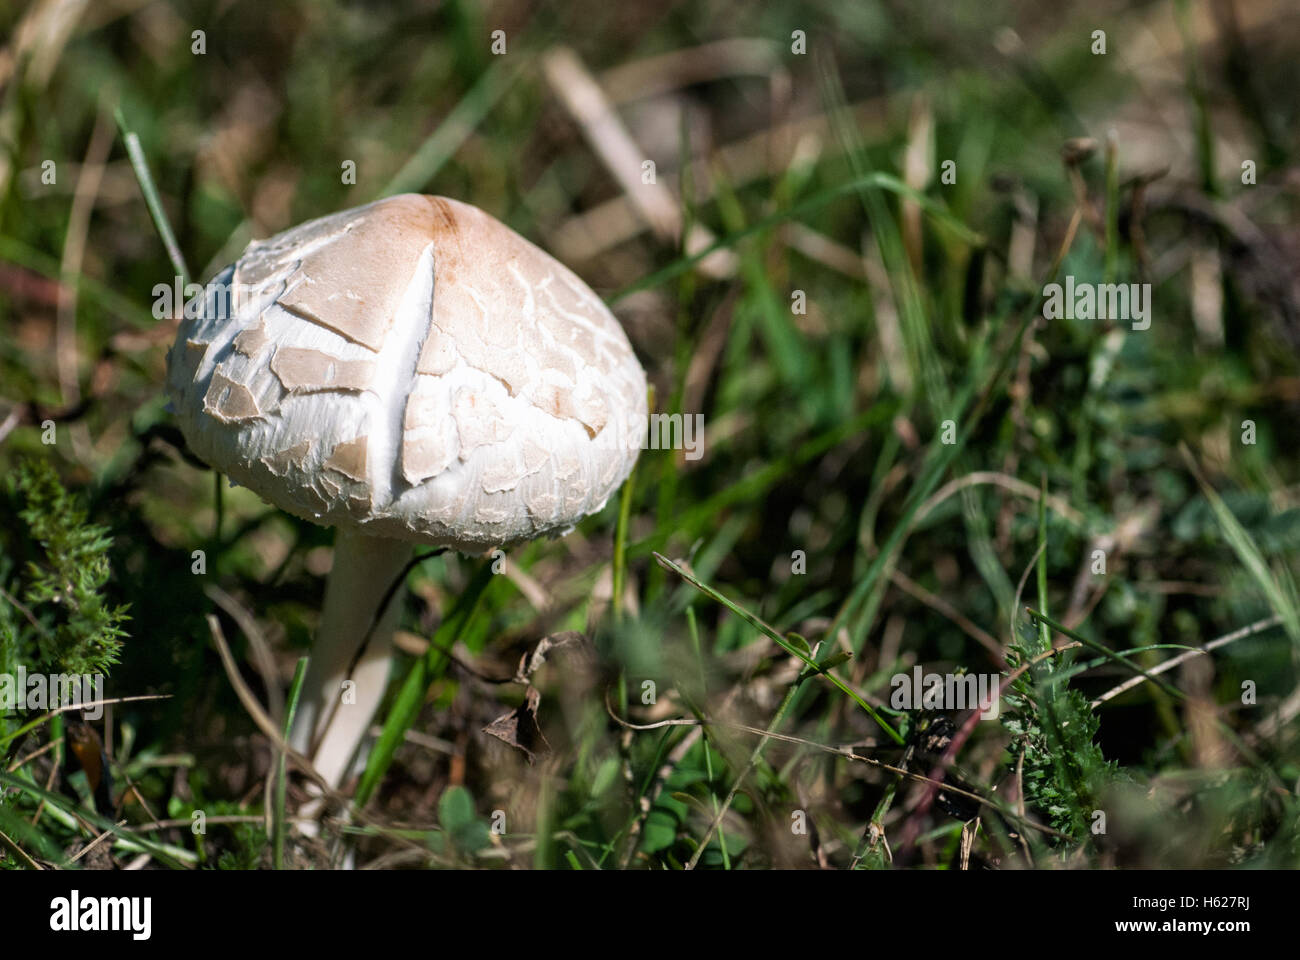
[206,615,329,795]
[604,695,1068,841]
[915,471,1085,529]
[205,585,284,723]
[0,694,173,750]
[63,820,125,866]
[1092,615,1283,706]
[205,615,439,862]
[889,567,1002,660]
[0,827,41,869]
[541,46,735,278]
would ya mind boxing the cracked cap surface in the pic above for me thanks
[166,194,648,553]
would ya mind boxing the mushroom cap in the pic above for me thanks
[166,194,647,553]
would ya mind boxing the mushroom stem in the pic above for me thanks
[290,528,410,791]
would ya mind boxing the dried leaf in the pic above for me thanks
[483,685,549,763]
[513,630,587,683]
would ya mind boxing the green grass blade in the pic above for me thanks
[114,107,190,285]
[653,552,903,745]
[610,173,982,305]
[273,656,309,870]
[380,58,521,198]
[1182,446,1300,647]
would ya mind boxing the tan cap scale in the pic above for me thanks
[167,194,647,796]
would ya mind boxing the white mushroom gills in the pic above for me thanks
[166,194,647,804]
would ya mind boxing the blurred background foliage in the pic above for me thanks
[1,0,1299,869]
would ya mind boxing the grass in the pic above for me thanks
[1,0,1299,870]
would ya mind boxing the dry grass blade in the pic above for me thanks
[542,45,736,278]
[1093,615,1284,707]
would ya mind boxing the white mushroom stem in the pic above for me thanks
[290,529,411,792]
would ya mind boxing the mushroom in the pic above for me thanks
[166,194,647,797]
